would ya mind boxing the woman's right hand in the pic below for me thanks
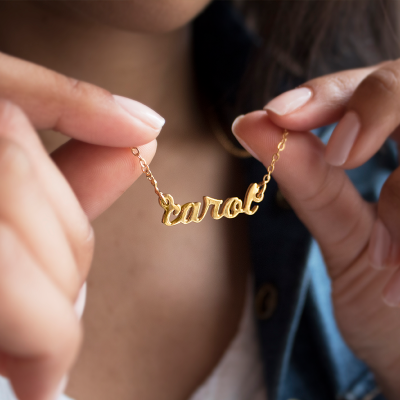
[0,51,163,400]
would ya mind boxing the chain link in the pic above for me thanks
[260,129,289,188]
[131,148,168,206]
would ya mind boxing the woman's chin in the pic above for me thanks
[65,0,212,33]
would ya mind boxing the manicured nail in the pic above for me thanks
[231,115,260,161]
[113,95,165,131]
[368,219,392,270]
[264,87,312,116]
[74,282,87,319]
[325,111,361,166]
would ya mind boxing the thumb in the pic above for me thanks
[232,111,374,276]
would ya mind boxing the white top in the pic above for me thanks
[0,280,267,400]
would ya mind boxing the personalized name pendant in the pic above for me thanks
[159,182,266,226]
[131,129,288,227]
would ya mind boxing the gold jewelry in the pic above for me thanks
[132,129,288,226]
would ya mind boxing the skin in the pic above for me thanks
[0,1,400,400]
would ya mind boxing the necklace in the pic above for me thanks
[131,128,288,226]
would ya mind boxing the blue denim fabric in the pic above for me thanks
[244,125,397,400]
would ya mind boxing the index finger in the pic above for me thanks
[0,52,164,147]
[264,65,381,132]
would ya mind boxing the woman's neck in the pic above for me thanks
[0,2,206,141]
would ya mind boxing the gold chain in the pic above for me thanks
[259,128,289,188]
[131,148,167,206]
[131,128,289,226]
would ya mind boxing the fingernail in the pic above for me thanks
[74,282,87,320]
[113,95,165,131]
[325,111,361,166]
[48,375,68,400]
[264,87,312,116]
[368,219,392,269]
[231,115,260,161]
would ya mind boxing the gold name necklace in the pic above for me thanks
[131,129,288,226]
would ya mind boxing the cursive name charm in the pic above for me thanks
[160,182,266,226]
[131,128,288,227]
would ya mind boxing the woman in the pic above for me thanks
[0,1,398,400]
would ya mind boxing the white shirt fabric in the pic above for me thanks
[0,280,267,400]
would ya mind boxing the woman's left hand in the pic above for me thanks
[232,60,400,399]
